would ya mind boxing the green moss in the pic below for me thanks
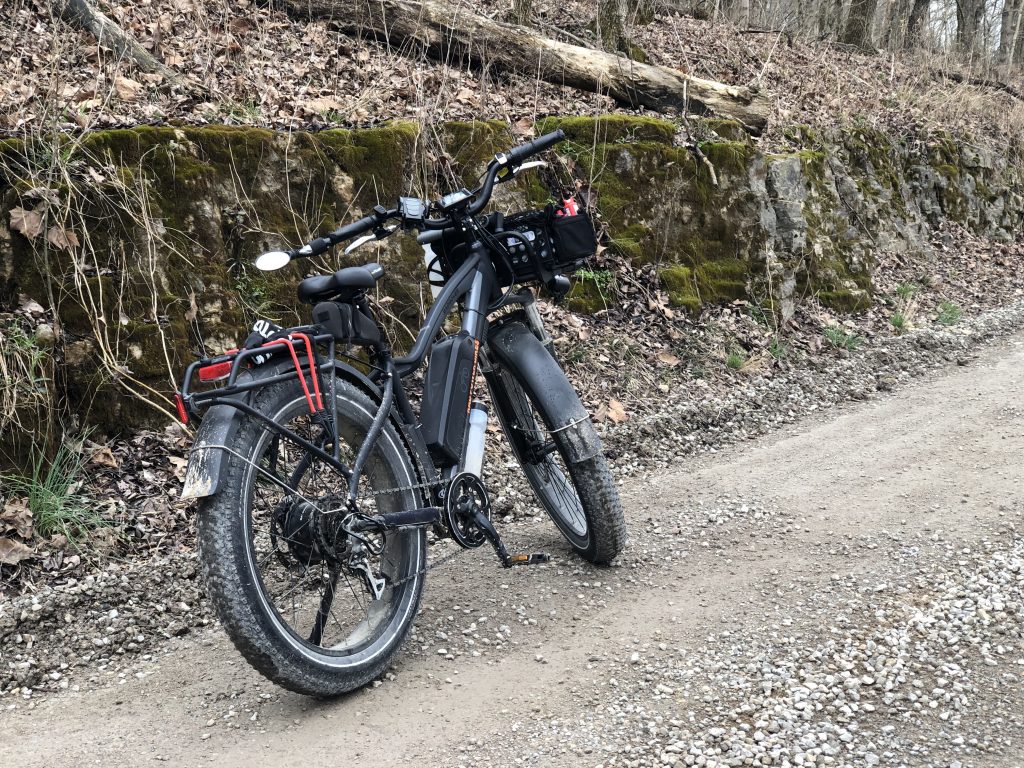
[782,124,818,146]
[694,258,749,302]
[696,119,750,142]
[607,222,651,262]
[535,115,676,145]
[701,141,754,177]
[307,122,419,205]
[441,121,513,185]
[659,265,699,311]
[658,259,748,310]
[817,289,872,312]
[565,279,609,314]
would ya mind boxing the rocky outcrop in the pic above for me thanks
[1,117,1022,433]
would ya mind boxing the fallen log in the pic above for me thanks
[50,0,177,80]
[277,0,771,133]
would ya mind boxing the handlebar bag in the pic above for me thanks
[549,213,597,262]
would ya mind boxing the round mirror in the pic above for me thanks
[254,250,291,271]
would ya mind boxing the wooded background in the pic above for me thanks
[597,0,1024,64]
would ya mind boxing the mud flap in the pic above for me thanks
[180,359,385,500]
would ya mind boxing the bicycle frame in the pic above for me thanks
[179,226,520,517]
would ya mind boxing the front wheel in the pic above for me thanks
[196,375,426,697]
[485,334,626,564]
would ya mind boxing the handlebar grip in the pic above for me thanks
[294,213,380,258]
[329,213,380,243]
[298,236,333,258]
[506,129,566,164]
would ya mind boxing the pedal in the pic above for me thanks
[469,510,550,569]
[505,552,551,567]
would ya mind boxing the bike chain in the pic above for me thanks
[359,476,466,591]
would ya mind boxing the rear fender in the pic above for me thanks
[485,320,600,464]
[180,358,382,500]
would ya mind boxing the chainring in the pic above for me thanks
[443,472,490,549]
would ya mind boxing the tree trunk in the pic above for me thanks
[51,0,176,79]
[905,0,930,48]
[732,0,751,26]
[841,0,880,47]
[598,0,627,52]
[1000,0,1022,64]
[512,0,533,26]
[818,0,844,38]
[277,0,770,132]
[956,0,985,53]
[882,0,912,48]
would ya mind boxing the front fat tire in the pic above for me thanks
[560,421,628,565]
[489,366,627,565]
[196,377,426,697]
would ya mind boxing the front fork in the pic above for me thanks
[521,291,556,356]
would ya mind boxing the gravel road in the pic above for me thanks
[2,331,1023,768]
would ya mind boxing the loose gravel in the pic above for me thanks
[5,298,1024,704]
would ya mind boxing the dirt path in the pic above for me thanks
[3,334,1024,768]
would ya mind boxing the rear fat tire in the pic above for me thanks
[196,377,425,697]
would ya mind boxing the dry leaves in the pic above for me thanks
[46,225,80,253]
[9,207,43,239]
[1,497,33,539]
[113,75,144,102]
[595,398,628,424]
[0,537,33,565]
[87,443,120,468]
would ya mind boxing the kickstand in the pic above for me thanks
[471,510,550,568]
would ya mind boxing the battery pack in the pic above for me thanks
[421,332,477,465]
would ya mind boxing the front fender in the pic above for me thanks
[180,359,381,500]
[485,320,601,464]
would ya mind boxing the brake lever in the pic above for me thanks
[343,234,376,255]
[496,159,547,183]
[343,225,398,255]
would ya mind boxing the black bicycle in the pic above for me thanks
[176,129,626,696]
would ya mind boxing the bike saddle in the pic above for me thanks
[297,263,385,304]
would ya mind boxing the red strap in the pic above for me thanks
[290,332,324,411]
[261,338,317,413]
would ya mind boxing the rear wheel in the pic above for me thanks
[487,359,626,564]
[196,376,425,697]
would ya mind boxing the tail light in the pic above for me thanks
[198,360,233,382]
[174,392,190,425]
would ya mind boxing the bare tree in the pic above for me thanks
[817,0,845,38]
[999,0,1024,64]
[841,0,880,46]
[881,0,913,48]
[956,0,986,53]
[512,0,533,25]
[905,0,931,47]
[598,0,629,52]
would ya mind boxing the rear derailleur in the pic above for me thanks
[272,495,387,600]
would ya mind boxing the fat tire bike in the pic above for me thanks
[176,129,627,696]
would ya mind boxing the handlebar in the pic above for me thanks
[419,128,566,229]
[505,129,565,166]
[285,128,566,257]
[290,207,395,259]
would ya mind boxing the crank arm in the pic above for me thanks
[470,510,550,568]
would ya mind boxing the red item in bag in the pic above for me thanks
[557,197,579,217]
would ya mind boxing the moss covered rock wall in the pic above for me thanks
[1,117,1022,434]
